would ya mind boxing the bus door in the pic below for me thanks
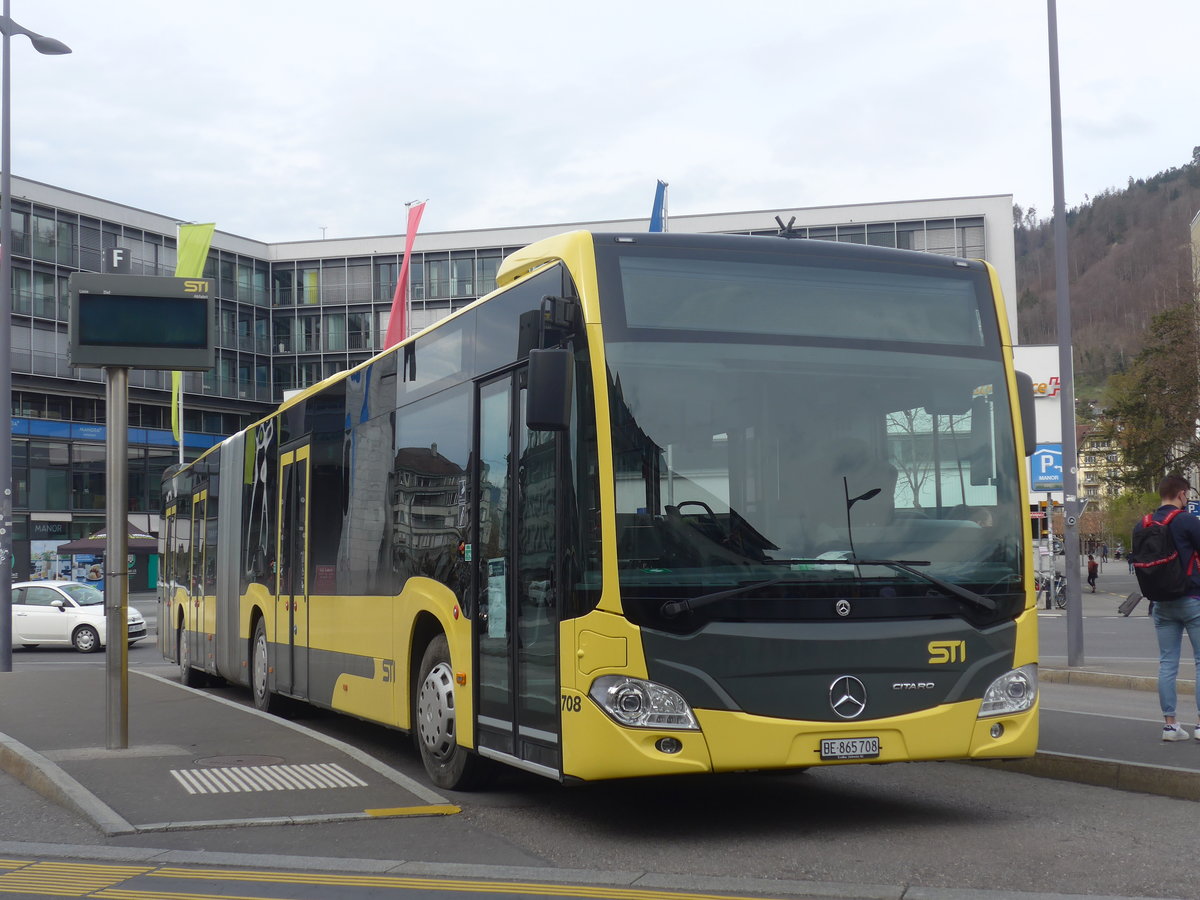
[158,504,175,658]
[185,489,207,669]
[276,445,311,698]
[475,372,562,776]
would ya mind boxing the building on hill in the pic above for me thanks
[1077,424,1125,504]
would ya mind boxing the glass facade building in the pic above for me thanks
[4,177,1015,578]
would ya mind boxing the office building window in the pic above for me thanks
[477,253,501,295]
[29,441,69,510]
[451,254,474,297]
[79,222,102,271]
[297,265,320,305]
[426,256,449,299]
[348,312,371,351]
[410,260,424,302]
[274,318,293,353]
[273,267,294,306]
[325,313,347,351]
[31,213,58,263]
[323,261,347,303]
[867,223,896,248]
[347,261,371,302]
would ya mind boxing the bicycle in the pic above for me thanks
[1035,572,1067,609]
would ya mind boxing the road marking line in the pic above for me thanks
[169,762,367,795]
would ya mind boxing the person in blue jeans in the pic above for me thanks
[1136,475,1200,741]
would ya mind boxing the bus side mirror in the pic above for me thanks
[1015,371,1036,457]
[527,349,573,431]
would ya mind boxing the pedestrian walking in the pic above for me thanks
[1101,542,1108,563]
[1087,554,1098,592]
[1131,475,1200,742]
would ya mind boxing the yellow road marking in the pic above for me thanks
[365,803,461,817]
[0,861,152,896]
[150,866,789,899]
[0,859,793,900]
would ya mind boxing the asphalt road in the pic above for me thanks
[5,583,1199,899]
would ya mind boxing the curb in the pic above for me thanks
[1041,667,1194,695]
[971,749,1200,803]
[0,730,136,836]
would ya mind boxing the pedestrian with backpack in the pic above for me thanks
[1086,554,1098,592]
[1131,474,1200,742]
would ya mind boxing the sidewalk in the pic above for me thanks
[0,667,456,836]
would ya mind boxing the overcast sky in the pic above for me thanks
[12,1,1199,242]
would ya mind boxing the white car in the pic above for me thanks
[9,580,147,653]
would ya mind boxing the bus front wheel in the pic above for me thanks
[414,634,489,790]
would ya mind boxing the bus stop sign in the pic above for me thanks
[67,273,215,371]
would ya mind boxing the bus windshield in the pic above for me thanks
[597,241,1022,623]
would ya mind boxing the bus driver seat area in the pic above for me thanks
[777,439,898,557]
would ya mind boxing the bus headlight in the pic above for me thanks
[589,675,699,730]
[978,664,1038,718]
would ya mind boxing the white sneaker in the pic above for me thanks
[1163,724,1191,741]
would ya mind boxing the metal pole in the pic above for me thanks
[0,0,15,672]
[105,366,129,749]
[1047,0,1084,665]
[0,6,70,672]
[178,373,184,465]
[1044,492,1053,609]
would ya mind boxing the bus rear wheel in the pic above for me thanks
[178,623,206,687]
[414,634,490,790]
[251,617,277,713]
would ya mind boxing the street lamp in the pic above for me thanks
[0,4,70,673]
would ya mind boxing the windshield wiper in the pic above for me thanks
[659,557,997,619]
[660,575,790,619]
[775,556,996,612]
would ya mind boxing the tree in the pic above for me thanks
[1102,490,1160,550]
[1102,304,1200,488]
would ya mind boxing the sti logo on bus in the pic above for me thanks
[183,279,210,293]
[928,640,966,664]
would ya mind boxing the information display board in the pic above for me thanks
[68,274,215,370]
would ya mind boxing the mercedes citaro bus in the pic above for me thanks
[160,230,1038,789]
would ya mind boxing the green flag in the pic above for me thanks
[171,224,216,442]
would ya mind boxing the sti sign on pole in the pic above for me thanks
[1031,444,1064,492]
[67,274,214,750]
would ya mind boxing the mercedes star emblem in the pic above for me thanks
[830,675,868,719]
[835,599,852,617]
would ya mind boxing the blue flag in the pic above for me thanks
[649,180,668,232]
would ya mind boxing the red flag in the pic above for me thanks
[384,201,427,349]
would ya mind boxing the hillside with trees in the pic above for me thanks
[1014,147,1200,389]
[1014,147,1200,498]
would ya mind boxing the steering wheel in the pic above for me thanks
[672,500,730,543]
[984,573,1023,596]
[675,500,717,519]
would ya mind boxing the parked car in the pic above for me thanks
[9,580,146,653]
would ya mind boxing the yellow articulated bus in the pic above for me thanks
[160,230,1039,790]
